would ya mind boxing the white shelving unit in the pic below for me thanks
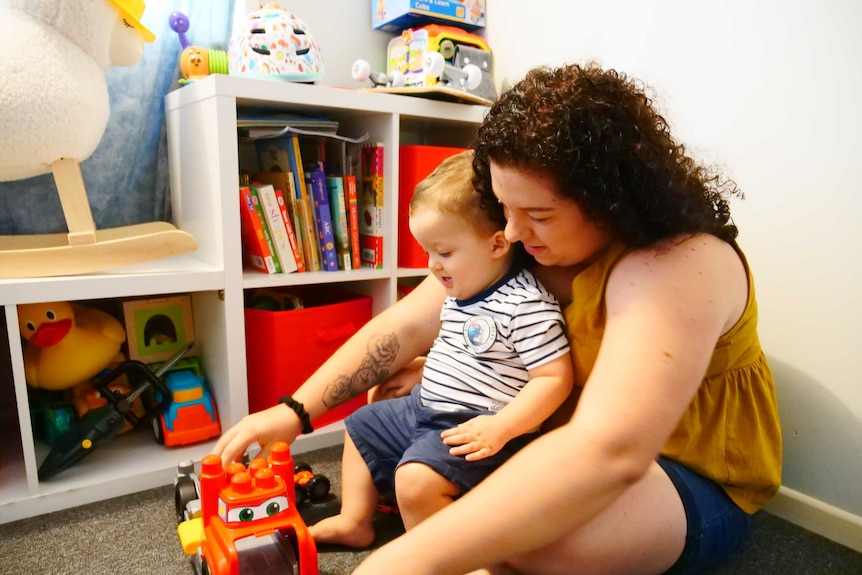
[0,74,487,523]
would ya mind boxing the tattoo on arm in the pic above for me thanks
[323,333,400,408]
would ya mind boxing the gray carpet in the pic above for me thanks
[1,444,860,575]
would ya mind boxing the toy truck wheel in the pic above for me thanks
[152,416,165,444]
[351,59,371,82]
[462,64,482,91]
[175,477,198,523]
[306,474,332,503]
[296,485,310,504]
[424,52,445,78]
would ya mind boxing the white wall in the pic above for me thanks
[240,0,862,522]
[487,1,862,519]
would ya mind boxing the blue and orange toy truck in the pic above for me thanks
[153,358,220,447]
[176,442,318,575]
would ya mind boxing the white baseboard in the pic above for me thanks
[763,486,862,553]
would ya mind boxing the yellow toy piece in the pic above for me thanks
[18,301,126,390]
[178,516,205,555]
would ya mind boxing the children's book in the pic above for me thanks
[239,186,278,274]
[249,171,306,272]
[273,187,305,273]
[289,136,322,272]
[325,176,352,270]
[248,186,282,273]
[342,174,362,270]
[305,170,340,271]
[253,184,298,274]
[359,143,385,268]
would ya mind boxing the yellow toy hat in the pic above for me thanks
[109,0,156,43]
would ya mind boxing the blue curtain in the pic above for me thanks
[0,1,236,235]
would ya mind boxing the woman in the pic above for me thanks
[215,62,781,575]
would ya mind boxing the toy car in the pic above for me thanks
[176,442,318,575]
[152,361,221,447]
[387,24,495,100]
[293,462,332,505]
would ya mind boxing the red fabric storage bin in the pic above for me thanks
[244,287,372,429]
[398,145,468,268]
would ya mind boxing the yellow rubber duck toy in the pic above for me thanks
[18,301,126,390]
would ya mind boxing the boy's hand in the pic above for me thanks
[368,356,425,403]
[441,414,511,461]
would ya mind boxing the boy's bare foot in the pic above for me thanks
[309,513,376,548]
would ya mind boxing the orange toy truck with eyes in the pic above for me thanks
[177,442,318,575]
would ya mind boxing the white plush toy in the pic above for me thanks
[0,0,196,279]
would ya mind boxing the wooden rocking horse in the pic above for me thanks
[0,0,196,278]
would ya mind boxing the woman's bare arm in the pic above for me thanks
[214,275,445,464]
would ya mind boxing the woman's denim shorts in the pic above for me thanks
[658,457,754,574]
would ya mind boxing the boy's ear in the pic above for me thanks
[489,230,511,259]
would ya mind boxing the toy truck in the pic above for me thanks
[153,361,221,447]
[176,442,318,575]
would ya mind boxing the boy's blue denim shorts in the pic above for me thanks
[657,457,754,574]
[345,385,539,495]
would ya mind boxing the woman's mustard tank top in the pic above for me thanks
[565,241,781,513]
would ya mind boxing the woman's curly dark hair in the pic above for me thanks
[472,63,741,246]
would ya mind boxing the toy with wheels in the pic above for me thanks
[176,442,319,575]
[152,365,221,447]
[423,51,482,91]
[351,59,405,89]
[0,0,197,279]
[175,459,202,524]
[352,24,495,105]
[293,462,333,505]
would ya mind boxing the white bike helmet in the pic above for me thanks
[229,4,324,82]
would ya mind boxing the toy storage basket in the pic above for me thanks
[244,287,372,428]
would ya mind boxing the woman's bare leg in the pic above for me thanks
[308,432,378,548]
[503,461,686,575]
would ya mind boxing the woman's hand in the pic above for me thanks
[212,403,301,465]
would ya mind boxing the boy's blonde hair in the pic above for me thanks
[409,150,500,236]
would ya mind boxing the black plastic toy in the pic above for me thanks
[38,343,193,480]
